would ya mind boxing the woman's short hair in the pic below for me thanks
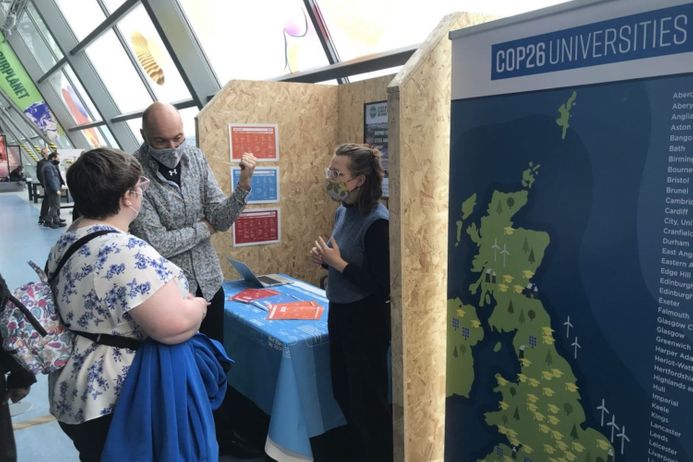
[335,143,384,214]
[67,148,142,219]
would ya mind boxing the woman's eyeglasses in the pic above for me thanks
[324,168,346,180]
[136,176,150,193]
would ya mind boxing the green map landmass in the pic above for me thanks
[556,90,577,140]
[447,162,613,462]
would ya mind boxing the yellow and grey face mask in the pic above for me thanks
[325,179,351,202]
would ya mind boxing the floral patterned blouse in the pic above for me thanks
[45,224,189,424]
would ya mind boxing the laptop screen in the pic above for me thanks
[229,258,290,287]
[229,259,261,284]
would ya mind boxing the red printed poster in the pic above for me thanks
[233,208,281,247]
[229,124,279,161]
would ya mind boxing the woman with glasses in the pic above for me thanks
[311,143,392,462]
[45,148,209,461]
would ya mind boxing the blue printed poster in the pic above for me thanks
[447,1,693,461]
[231,167,280,203]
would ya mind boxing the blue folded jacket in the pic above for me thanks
[101,333,233,462]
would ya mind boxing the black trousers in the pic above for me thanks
[45,192,61,225]
[328,296,393,462]
[196,284,230,443]
[39,191,50,221]
[59,414,112,462]
[196,287,269,452]
[196,285,225,343]
[0,398,16,462]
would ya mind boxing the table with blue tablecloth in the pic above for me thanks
[222,278,346,462]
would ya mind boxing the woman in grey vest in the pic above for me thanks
[311,143,392,462]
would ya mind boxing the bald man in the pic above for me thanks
[130,102,256,342]
[130,103,262,456]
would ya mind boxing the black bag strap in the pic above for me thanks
[72,330,141,350]
[49,230,141,350]
[4,230,141,349]
[47,230,119,283]
[2,231,117,337]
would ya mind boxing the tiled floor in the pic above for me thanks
[1,189,265,462]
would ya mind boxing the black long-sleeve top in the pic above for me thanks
[338,218,390,302]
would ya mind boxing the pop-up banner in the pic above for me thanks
[447,1,693,460]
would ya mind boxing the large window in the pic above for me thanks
[126,118,143,146]
[99,124,119,148]
[179,0,329,84]
[117,5,191,103]
[27,2,63,62]
[55,0,106,41]
[45,64,110,149]
[316,0,572,62]
[2,0,573,154]
[63,65,101,121]
[47,66,100,126]
[179,106,199,146]
[74,124,118,149]
[85,30,153,114]
[16,7,58,72]
[102,0,128,14]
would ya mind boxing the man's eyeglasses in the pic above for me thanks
[324,168,347,180]
[150,134,185,149]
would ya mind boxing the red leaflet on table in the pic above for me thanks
[229,288,280,302]
[266,301,324,320]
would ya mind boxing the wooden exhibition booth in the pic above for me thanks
[196,12,492,461]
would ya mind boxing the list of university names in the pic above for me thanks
[651,89,693,462]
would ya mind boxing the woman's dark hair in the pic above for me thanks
[335,143,384,214]
[66,148,142,219]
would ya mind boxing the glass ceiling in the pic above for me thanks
[179,0,330,83]
[0,0,571,156]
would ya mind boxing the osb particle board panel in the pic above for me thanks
[197,80,338,287]
[388,12,495,462]
[337,74,395,144]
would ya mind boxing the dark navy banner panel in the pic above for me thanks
[447,2,693,460]
[446,72,693,462]
[491,3,693,80]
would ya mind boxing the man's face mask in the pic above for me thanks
[145,136,186,169]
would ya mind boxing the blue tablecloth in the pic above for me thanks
[222,278,346,461]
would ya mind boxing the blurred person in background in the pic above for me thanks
[40,151,66,229]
